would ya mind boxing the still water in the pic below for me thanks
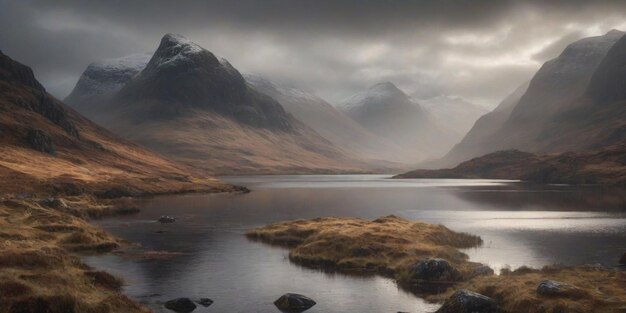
[85,175,626,313]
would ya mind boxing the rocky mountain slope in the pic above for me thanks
[66,34,370,174]
[0,49,235,196]
[338,82,458,160]
[433,30,625,168]
[65,53,151,113]
[245,74,410,164]
[395,144,626,185]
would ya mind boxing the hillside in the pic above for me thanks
[434,30,625,168]
[0,50,236,196]
[395,144,626,185]
[66,34,371,174]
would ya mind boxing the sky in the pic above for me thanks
[2,0,626,108]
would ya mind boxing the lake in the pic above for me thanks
[85,175,626,313]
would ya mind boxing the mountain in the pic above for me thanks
[394,144,626,186]
[244,74,409,164]
[433,30,625,167]
[0,50,235,196]
[428,81,530,168]
[65,53,151,113]
[420,95,488,137]
[338,82,458,160]
[67,34,369,174]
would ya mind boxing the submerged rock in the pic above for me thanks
[164,297,196,312]
[158,216,176,223]
[619,252,626,265]
[409,258,462,282]
[274,293,316,312]
[436,289,498,313]
[536,280,585,299]
[197,298,213,307]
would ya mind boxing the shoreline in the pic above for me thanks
[0,185,248,313]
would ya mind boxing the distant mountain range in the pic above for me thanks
[432,29,626,168]
[0,49,234,196]
[337,82,461,160]
[66,34,372,174]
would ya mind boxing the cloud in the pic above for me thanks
[1,0,626,107]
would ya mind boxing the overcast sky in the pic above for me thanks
[2,0,626,107]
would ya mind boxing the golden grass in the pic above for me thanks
[0,198,149,313]
[429,265,626,313]
[246,215,483,284]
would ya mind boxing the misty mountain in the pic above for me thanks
[245,74,410,163]
[432,29,625,168]
[0,50,230,195]
[338,82,458,160]
[65,53,151,111]
[419,95,488,137]
[66,34,370,174]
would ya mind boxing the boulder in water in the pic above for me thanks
[436,289,498,313]
[197,298,213,307]
[158,216,176,223]
[164,297,196,312]
[274,293,316,312]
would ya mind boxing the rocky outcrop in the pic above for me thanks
[0,51,78,137]
[27,129,55,155]
[274,293,316,312]
[536,280,586,299]
[408,258,462,282]
[435,289,499,313]
[164,297,197,313]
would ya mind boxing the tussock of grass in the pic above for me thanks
[0,198,149,313]
[429,265,626,313]
[247,215,483,283]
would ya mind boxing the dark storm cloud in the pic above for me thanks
[2,0,626,106]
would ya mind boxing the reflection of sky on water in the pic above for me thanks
[85,175,626,313]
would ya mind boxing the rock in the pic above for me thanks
[536,280,585,299]
[158,216,176,223]
[619,252,626,265]
[274,293,316,312]
[471,264,495,277]
[27,128,55,154]
[38,197,68,210]
[436,289,499,313]
[197,298,213,307]
[164,298,196,313]
[409,258,462,282]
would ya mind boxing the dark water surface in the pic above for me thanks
[85,175,626,313]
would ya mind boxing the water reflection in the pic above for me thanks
[85,175,626,313]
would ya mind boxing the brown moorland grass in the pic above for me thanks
[429,265,626,313]
[0,198,149,313]
[246,215,484,283]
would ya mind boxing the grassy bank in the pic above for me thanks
[247,215,626,312]
[246,215,484,284]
